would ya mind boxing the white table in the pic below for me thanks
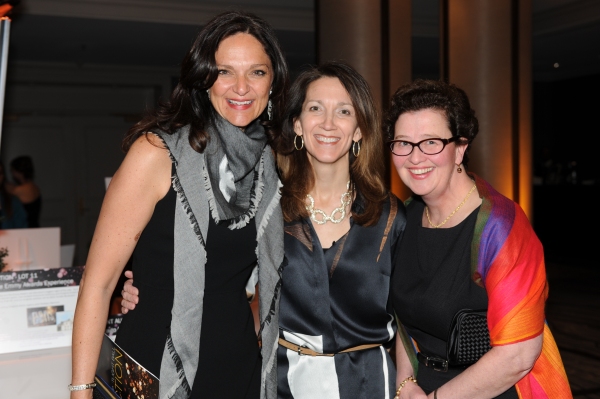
[0,346,71,399]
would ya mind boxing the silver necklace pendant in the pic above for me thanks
[306,181,352,225]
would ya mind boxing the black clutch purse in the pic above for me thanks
[446,309,492,366]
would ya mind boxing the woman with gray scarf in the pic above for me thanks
[125,61,407,398]
[70,11,288,399]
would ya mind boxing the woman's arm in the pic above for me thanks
[70,135,171,398]
[394,330,427,399]
[431,335,542,399]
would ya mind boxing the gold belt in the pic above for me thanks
[278,337,381,357]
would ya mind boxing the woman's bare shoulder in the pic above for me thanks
[110,133,172,200]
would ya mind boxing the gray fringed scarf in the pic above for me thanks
[155,119,284,399]
[204,117,267,228]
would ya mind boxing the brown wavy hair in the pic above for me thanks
[274,61,387,225]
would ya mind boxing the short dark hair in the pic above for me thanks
[10,155,35,180]
[123,10,289,153]
[384,79,479,167]
[276,61,387,226]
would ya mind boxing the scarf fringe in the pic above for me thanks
[228,165,260,229]
[203,149,269,231]
[172,171,206,247]
[202,162,221,224]
[257,179,282,241]
[261,335,280,396]
[258,258,285,337]
[166,333,192,396]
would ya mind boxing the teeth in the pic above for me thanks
[229,100,252,105]
[316,136,339,143]
[412,167,433,175]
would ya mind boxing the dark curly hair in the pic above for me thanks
[122,10,289,153]
[383,79,478,167]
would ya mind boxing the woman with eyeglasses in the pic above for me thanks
[385,79,572,399]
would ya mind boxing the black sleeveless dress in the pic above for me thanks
[115,183,261,398]
[23,195,42,227]
[391,198,518,398]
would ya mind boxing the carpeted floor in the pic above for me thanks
[546,262,600,398]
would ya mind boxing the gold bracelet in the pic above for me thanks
[393,376,417,399]
[68,382,97,391]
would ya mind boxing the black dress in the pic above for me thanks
[115,183,261,398]
[23,195,41,227]
[391,198,518,398]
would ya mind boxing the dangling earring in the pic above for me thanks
[456,164,463,173]
[267,89,273,120]
[294,134,304,150]
[267,100,273,121]
[352,140,361,157]
[206,89,210,100]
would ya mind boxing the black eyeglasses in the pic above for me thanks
[388,136,460,156]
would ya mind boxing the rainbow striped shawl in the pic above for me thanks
[398,174,572,398]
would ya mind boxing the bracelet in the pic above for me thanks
[393,376,417,399]
[68,382,97,391]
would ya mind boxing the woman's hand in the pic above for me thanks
[431,335,543,399]
[394,329,428,399]
[120,270,139,314]
[394,380,427,399]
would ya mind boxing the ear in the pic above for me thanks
[293,118,303,136]
[353,127,362,142]
[455,140,468,165]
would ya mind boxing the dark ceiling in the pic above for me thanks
[5,1,600,83]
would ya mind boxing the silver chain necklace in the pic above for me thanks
[306,181,352,225]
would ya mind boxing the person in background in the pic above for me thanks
[122,61,407,399]
[7,155,41,227]
[385,79,572,399]
[70,11,288,399]
[0,160,28,229]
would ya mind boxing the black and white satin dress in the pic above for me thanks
[277,195,406,399]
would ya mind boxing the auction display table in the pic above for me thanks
[0,346,71,399]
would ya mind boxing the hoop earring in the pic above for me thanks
[456,164,463,173]
[294,134,304,150]
[352,140,361,157]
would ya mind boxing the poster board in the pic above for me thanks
[0,265,83,354]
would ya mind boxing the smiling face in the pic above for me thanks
[294,77,362,169]
[208,33,273,129]
[391,108,466,198]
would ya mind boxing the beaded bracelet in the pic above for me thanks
[68,382,97,391]
[393,375,417,399]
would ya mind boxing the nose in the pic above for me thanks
[319,110,335,130]
[233,76,249,96]
[407,144,426,163]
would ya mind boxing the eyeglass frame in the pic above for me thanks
[388,136,461,156]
